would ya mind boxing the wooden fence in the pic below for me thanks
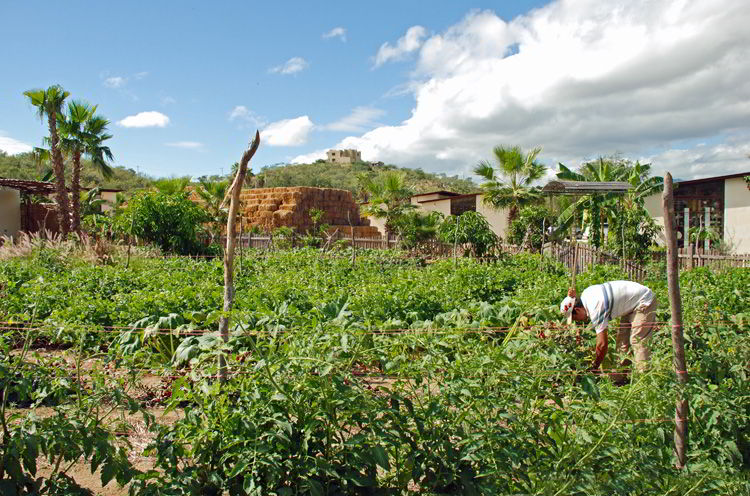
[673,247,750,269]
[545,243,650,281]
[228,235,749,279]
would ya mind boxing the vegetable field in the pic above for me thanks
[1,247,748,495]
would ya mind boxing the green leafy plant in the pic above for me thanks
[115,190,209,255]
[437,211,499,257]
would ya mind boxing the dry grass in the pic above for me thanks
[0,231,162,263]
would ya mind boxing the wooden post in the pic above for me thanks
[347,211,356,267]
[453,214,460,268]
[662,172,689,469]
[239,214,243,274]
[218,131,260,382]
[704,206,711,252]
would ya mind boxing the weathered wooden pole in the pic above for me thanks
[453,214,460,268]
[662,172,689,469]
[218,131,260,382]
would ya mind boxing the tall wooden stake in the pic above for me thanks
[218,131,260,382]
[662,172,689,469]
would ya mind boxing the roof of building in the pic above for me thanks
[417,192,481,204]
[411,190,463,198]
[675,171,750,186]
[0,178,56,194]
[542,180,631,195]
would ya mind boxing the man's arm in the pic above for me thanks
[590,330,609,371]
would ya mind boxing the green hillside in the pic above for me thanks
[0,151,153,191]
[255,160,479,197]
[1,152,478,197]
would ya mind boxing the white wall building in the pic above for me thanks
[645,171,750,253]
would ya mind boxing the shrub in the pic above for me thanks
[115,191,208,255]
[437,211,498,257]
[507,205,555,250]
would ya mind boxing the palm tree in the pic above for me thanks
[23,85,71,236]
[195,179,229,244]
[153,177,192,194]
[359,171,415,239]
[474,145,546,225]
[58,101,114,234]
[556,157,663,251]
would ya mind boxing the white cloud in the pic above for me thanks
[269,57,309,75]
[0,133,32,155]
[373,26,427,67]
[323,27,347,42]
[118,111,170,128]
[134,71,148,80]
[642,138,750,180]
[261,116,314,146]
[103,76,126,88]
[325,106,385,132]
[228,105,266,128]
[165,141,204,149]
[311,1,750,180]
[161,96,176,106]
[291,149,328,164]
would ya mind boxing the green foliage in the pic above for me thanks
[507,205,555,249]
[359,171,416,236]
[437,211,499,257]
[391,210,443,250]
[115,190,209,255]
[256,161,478,197]
[0,151,153,191]
[557,157,663,253]
[475,145,546,223]
[1,248,749,493]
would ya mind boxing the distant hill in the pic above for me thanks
[255,160,479,198]
[1,152,480,197]
[0,151,153,191]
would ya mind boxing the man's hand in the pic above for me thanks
[568,287,577,298]
[590,330,609,370]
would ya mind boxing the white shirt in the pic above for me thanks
[581,281,654,334]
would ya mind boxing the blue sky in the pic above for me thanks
[2,0,749,181]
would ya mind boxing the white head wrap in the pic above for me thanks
[560,296,576,318]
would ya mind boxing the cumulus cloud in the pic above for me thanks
[118,111,170,128]
[642,137,750,180]
[325,106,385,132]
[165,141,204,149]
[269,57,309,75]
[261,116,314,146]
[323,27,347,42]
[314,1,750,179]
[0,133,32,155]
[373,26,427,67]
[103,76,126,88]
[291,149,328,164]
[228,105,266,128]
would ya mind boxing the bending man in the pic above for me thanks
[560,281,658,373]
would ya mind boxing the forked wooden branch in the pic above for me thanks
[219,131,260,381]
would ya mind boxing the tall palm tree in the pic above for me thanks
[474,145,546,225]
[58,101,115,234]
[359,171,415,238]
[23,85,71,236]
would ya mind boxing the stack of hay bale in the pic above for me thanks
[236,187,381,236]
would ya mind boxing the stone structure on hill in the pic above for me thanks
[326,149,361,164]
[237,187,381,236]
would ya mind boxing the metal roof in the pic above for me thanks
[0,177,56,194]
[542,180,631,196]
[674,171,750,186]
